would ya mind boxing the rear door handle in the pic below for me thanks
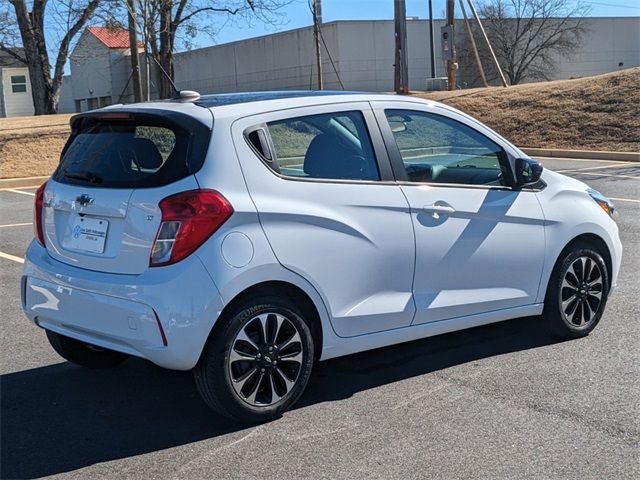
[423,204,455,215]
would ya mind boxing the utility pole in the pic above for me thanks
[126,0,143,102]
[466,0,508,87]
[312,0,323,90]
[446,0,457,90]
[428,0,436,78]
[394,0,409,94]
[459,0,487,87]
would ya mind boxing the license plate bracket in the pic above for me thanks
[67,216,109,254]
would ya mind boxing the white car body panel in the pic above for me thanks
[402,184,546,324]
[22,241,224,370]
[534,169,622,297]
[20,92,623,370]
[229,102,416,338]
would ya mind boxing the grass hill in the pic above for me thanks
[417,67,639,153]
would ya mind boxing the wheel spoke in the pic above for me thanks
[578,257,587,282]
[235,327,259,353]
[279,350,303,364]
[581,298,593,325]
[565,263,580,287]
[268,371,282,403]
[584,258,594,282]
[561,277,578,292]
[271,314,285,345]
[245,371,265,404]
[256,314,269,345]
[587,279,602,289]
[562,294,579,313]
[278,330,302,352]
[587,290,602,301]
[274,367,296,393]
[229,347,256,365]
[232,367,259,394]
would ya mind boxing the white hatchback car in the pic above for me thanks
[22,91,622,422]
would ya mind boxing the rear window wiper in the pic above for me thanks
[63,171,103,184]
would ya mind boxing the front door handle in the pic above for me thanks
[423,204,455,215]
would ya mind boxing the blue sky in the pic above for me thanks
[211,0,640,46]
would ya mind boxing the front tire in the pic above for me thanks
[543,244,609,339]
[194,296,314,423]
[46,330,129,369]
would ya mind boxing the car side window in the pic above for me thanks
[385,109,509,186]
[265,111,380,181]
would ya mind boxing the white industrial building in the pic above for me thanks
[61,17,640,112]
[0,50,35,117]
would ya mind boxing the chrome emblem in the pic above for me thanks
[76,194,94,207]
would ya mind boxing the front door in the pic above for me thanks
[373,102,546,325]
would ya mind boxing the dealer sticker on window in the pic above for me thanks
[67,216,108,254]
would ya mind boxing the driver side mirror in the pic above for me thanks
[515,158,543,186]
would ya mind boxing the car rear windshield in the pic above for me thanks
[52,111,210,188]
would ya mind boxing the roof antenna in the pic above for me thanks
[150,55,200,102]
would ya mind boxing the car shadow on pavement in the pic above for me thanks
[1,315,561,479]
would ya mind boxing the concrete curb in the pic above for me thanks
[0,176,48,189]
[521,148,640,162]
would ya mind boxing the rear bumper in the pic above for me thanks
[21,241,224,370]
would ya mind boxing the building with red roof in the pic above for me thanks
[68,26,152,111]
[86,27,144,50]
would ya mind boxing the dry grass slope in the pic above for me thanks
[0,114,72,178]
[0,68,637,179]
[417,67,640,153]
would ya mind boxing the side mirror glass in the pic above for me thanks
[515,158,543,186]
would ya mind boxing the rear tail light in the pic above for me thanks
[33,182,47,247]
[150,189,233,266]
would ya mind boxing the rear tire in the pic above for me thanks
[543,244,609,339]
[46,330,129,369]
[194,296,314,423]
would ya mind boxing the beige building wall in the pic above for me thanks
[1,67,35,117]
[552,17,640,79]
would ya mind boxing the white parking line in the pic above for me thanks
[0,222,32,228]
[556,162,632,173]
[535,156,628,163]
[567,171,640,180]
[0,251,24,264]
[609,197,640,204]
[0,185,40,191]
[5,189,35,196]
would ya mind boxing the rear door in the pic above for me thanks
[232,102,416,337]
[42,109,212,274]
[373,101,546,324]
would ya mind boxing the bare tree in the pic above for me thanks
[1,1,102,114]
[459,0,590,86]
[120,0,291,99]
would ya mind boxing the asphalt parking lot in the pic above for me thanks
[1,157,638,479]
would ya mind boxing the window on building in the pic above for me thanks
[265,111,380,181]
[10,75,27,94]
